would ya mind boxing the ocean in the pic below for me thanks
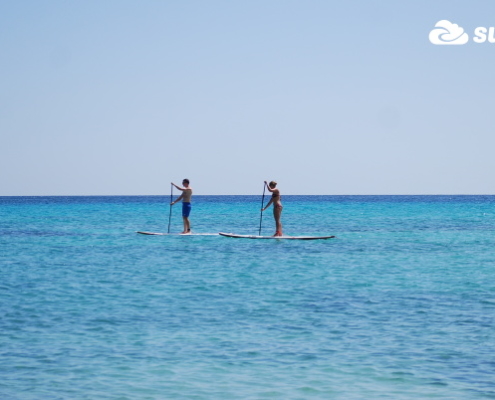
[1,195,495,399]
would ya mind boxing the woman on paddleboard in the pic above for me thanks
[261,180,283,237]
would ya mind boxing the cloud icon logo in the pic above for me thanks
[429,20,469,45]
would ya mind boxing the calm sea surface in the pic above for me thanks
[1,195,495,399]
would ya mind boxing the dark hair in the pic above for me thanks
[182,179,190,184]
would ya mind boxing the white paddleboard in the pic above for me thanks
[136,231,217,236]
[218,232,335,240]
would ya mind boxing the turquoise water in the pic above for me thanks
[1,195,495,399]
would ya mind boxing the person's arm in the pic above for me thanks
[171,182,185,191]
[264,181,280,194]
[262,181,274,211]
[264,181,274,193]
[171,192,184,205]
[262,197,273,211]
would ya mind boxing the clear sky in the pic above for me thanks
[1,0,494,195]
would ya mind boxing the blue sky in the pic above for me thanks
[1,1,494,195]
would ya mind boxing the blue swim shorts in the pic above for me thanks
[182,202,191,217]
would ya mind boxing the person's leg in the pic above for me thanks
[181,203,191,234]
[273,207,283,236]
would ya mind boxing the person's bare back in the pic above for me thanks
[181,187,192,203]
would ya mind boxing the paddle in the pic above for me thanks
[167,183,173,234]
[258,182,266,235]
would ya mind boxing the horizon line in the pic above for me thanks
[2,194,495,197]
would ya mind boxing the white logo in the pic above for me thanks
[429,20,469,45]
[474,27,495,43]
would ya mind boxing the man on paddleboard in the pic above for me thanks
[171,179,193,234]
[261,180,283,236]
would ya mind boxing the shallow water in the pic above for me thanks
[1,195,495,399]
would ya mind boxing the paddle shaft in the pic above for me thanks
[167,184,173,233]
[258,183,266,235]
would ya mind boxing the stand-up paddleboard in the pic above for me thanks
[218,232,335,240]
[137,231,217,236]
